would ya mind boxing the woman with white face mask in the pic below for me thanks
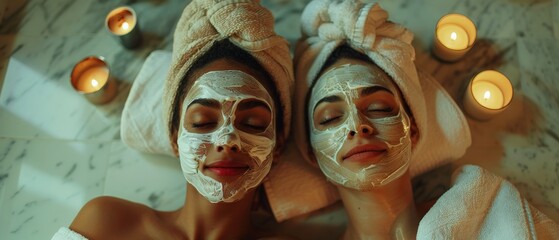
[307,45,421,239]
[263,0,559,239]
[56,0,294,239]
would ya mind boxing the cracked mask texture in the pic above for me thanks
[309,64,412,190]
[177,70,275,202]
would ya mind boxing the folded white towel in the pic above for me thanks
[263,137,339,222]
[51,227,87,240]
[121,51,174,156]
[418,165,559,239]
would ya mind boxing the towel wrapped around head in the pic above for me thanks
[295,0,472,176]
[264,0,471,221]
[152,0,294,155]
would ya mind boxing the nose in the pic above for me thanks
[217,143,240,152]
[215,122,241,153]
[348,124,375,138]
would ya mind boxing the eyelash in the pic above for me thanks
[319,116,341,125]
[319,107,392,125]
[368,107,393,113]
[191,122,267,131]
[243,120,268,130]
[191,122,217,128]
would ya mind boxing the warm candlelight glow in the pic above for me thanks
[436,24,469,50]
[76,67,108,93]
[106,7,136,35]
[463,70,513,120]
[472,80,505,109]
[433,14,477,62]
[122,21,129,30]
[105,6,142,49]
[71,56,118,104]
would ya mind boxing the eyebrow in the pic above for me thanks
[314,95,343,111]
[237,99,271,112]
[360,86,393,97]
[187,98,220,109]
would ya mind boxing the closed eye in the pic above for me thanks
[319,116,342,125]
[368,107,393,112]
[242,123,267,131]
[236,116,270,133]
[366,101,395,115]
[191,122,217,128]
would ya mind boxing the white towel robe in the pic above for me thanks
[51,227,87,240]
[418,165,559,239]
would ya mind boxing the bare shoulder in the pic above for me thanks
[69,196,156,239]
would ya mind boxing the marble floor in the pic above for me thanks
[0,0,558,239]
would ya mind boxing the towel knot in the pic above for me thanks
[302,0,414,60]
[177,0,286,52]
[211,1,287,51]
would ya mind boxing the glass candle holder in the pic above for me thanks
[105,6,142,49]
[433,14,477,62]
[70,56,118,105]
[463,70,513,120]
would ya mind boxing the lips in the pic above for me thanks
[342,143,387,163]
[205,160,249,176]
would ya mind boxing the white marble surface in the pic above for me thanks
[0,139,109,239]
[0,0,558,239]
[103,142,185,212]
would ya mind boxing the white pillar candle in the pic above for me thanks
[463,70,513,120]
[433,14,476,62]
[70,56,118,105]
[105,6,142,49]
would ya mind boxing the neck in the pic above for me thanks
[338,171,418,240]
[176,183,255,239]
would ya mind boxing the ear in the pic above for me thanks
[410,117,419,147]
[303,146,320,168]
[171,132,180,157]
[272,133,286,164]
[306,148,321,169]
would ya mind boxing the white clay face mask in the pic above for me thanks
[177,70,275,203]
[309,64,412,190]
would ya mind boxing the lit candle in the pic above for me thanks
[471,80,504,109]
[71,56,118,105]
[433,14,476,62]
[76,66,108,93]
[437,24,469,50]
[106,6,142,49]
[463,70,513,120]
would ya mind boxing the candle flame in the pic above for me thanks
[122,22,129,30]
[483,90,491,100]
[91,79,99,87]
[450,32,457,41]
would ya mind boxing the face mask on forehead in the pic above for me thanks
[177,70,276,203]
[308,64,412,190]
